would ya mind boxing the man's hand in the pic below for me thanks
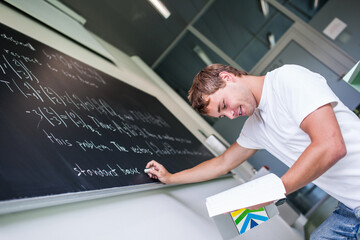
[146,160,172,184]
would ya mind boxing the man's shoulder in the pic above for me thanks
[269,64,319,88]
[274,64,308,76]
[265,65,299,91]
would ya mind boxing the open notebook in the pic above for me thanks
[206,173,286,217]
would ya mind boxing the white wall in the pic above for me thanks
[0,2,252,240]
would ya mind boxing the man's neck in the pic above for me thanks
[242,75,265,107]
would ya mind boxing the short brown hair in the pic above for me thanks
[188,64,247,115]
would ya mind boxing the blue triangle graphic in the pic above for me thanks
[250,219,258,228]
[240,213,269,234]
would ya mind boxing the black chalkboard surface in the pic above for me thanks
[0,23,214,212]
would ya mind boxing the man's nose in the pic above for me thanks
[226,110,235,119]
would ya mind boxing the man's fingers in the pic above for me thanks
[145,160,169,182]
[148,173,157,179]
[146,160,162,169]
[146,160,156,168]
[147,167,160,179]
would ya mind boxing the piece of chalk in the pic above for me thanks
[144,168,150,173]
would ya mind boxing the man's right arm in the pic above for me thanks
[145,142,257,184]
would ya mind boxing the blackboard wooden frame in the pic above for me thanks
[0,182,165,215]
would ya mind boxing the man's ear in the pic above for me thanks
[219,71,232,82]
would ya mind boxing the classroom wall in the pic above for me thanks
[309,0,360,61]
[0,3,253,240]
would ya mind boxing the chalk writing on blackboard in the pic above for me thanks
[0,23,213,203]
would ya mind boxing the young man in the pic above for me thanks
[146,64,360,239]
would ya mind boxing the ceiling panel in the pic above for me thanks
[60,0,208,66]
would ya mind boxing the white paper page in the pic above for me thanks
[206,173,286,217]
[323,17,347,40]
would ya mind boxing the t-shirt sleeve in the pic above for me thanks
[236,117,262,149]
[275,65,339,126]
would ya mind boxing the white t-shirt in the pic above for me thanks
[237,64,360,209]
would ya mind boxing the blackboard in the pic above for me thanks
[0,23,214,213]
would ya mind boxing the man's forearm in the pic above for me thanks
[281,142,345,195]
[168,143,257,184]
[146,142,256,185]
[168,156,229,184]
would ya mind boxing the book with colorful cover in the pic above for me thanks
[230,207,269,234]
[206,173,286,217]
